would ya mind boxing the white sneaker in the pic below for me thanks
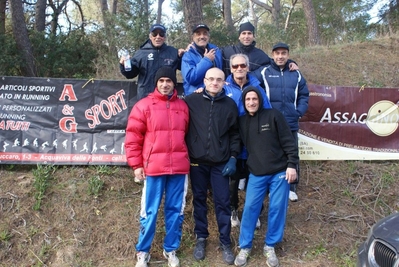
[135,251,150,267]
[256,218,261,229]
[263,245,279,267]
[289,191,298,202]
[234,248,251,266]
[163,250,179,267]
[231,210,241,227]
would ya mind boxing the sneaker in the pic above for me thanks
[163,250,179,267]
[256,218,261,229]
[220,243,234,265]
[263,245,279,267]
[289,190,298,202]
[135,251,150,267]
[193,238,207,261]
[234,248,251,267]
[231,209,240,227]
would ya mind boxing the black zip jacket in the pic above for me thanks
[239,86,298,175]
[185,89,240,165]
[120,40,181,100]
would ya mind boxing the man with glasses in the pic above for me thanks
[120,24,185,100]
[184,67,240,265]
[224,54,271,229]
[181,23,223,96]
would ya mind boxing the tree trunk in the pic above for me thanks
[156,0,165,24]
[48,0,69,35]
[250,0,280,28]
[35,0,47,31]
[222,0,235,36]
[0,0,6,35]
[302,0,321,45]
[112,0,118,14]
[9,0,37,76]
[284,0,298,31]
[182,0,203,37]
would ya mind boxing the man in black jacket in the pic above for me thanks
[234,86,298,267]
[119,24,185,100]
[222,22,298,79]
[185,67,240,265]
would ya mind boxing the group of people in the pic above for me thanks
[123,21,309,267]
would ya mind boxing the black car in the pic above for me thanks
[358,212,399,267]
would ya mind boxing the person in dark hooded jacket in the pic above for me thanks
[234,86,298,267]
[120,24,184,100]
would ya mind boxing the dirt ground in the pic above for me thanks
[1,161,399,267]
[1,36,399,267]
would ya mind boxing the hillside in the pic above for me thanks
[1,36,399,267]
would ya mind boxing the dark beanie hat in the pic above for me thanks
[154,66,177,86]
[239,22,255,35]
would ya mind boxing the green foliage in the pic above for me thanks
[0,229,12,242]
[32,165,57,210]
[87,175,104,197]
[30,31,98,78]
[0,34,24,76]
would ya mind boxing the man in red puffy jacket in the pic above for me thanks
[125,66,190,267]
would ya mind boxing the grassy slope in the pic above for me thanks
[1,36,399,267]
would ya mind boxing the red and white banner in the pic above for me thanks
[1,77,398,164]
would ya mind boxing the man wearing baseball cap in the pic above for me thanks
[120,23,185,101]
[260,42,309,202]
[181,23,223,96]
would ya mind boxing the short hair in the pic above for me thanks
[229,54,250,69]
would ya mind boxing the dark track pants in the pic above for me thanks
[190,163,232,246]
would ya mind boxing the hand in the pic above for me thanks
[204,48,216,61]
[194,87,204,94]
[119,56,126,64]
[178,48,185,57]
[222,157,237,176]
[134,167,146,181]
[285,167,297,183]
[289,62,299,71]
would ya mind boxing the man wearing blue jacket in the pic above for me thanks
[120,24,184,100]
[181,24,223,96]
[260,42,309,202]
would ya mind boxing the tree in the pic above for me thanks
[35,0,47,32]
[302,0,321,45]
[182,0,203,34]
[9,0,37,76]
[222,0,235,35]
[250,0,281,28]
[0,0,6,35]
[156,0,165,23]
[48,0,70,35]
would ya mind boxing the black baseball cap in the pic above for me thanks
[272,42,290,52]
[192,24,210,33]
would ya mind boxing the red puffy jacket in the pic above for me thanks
[125,88,190,176]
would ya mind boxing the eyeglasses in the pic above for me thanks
[205,77,224,83]
[151,31,165,37]
[231,63,247,69]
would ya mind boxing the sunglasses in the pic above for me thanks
[231,63,247,69]
[151,31,165,37]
